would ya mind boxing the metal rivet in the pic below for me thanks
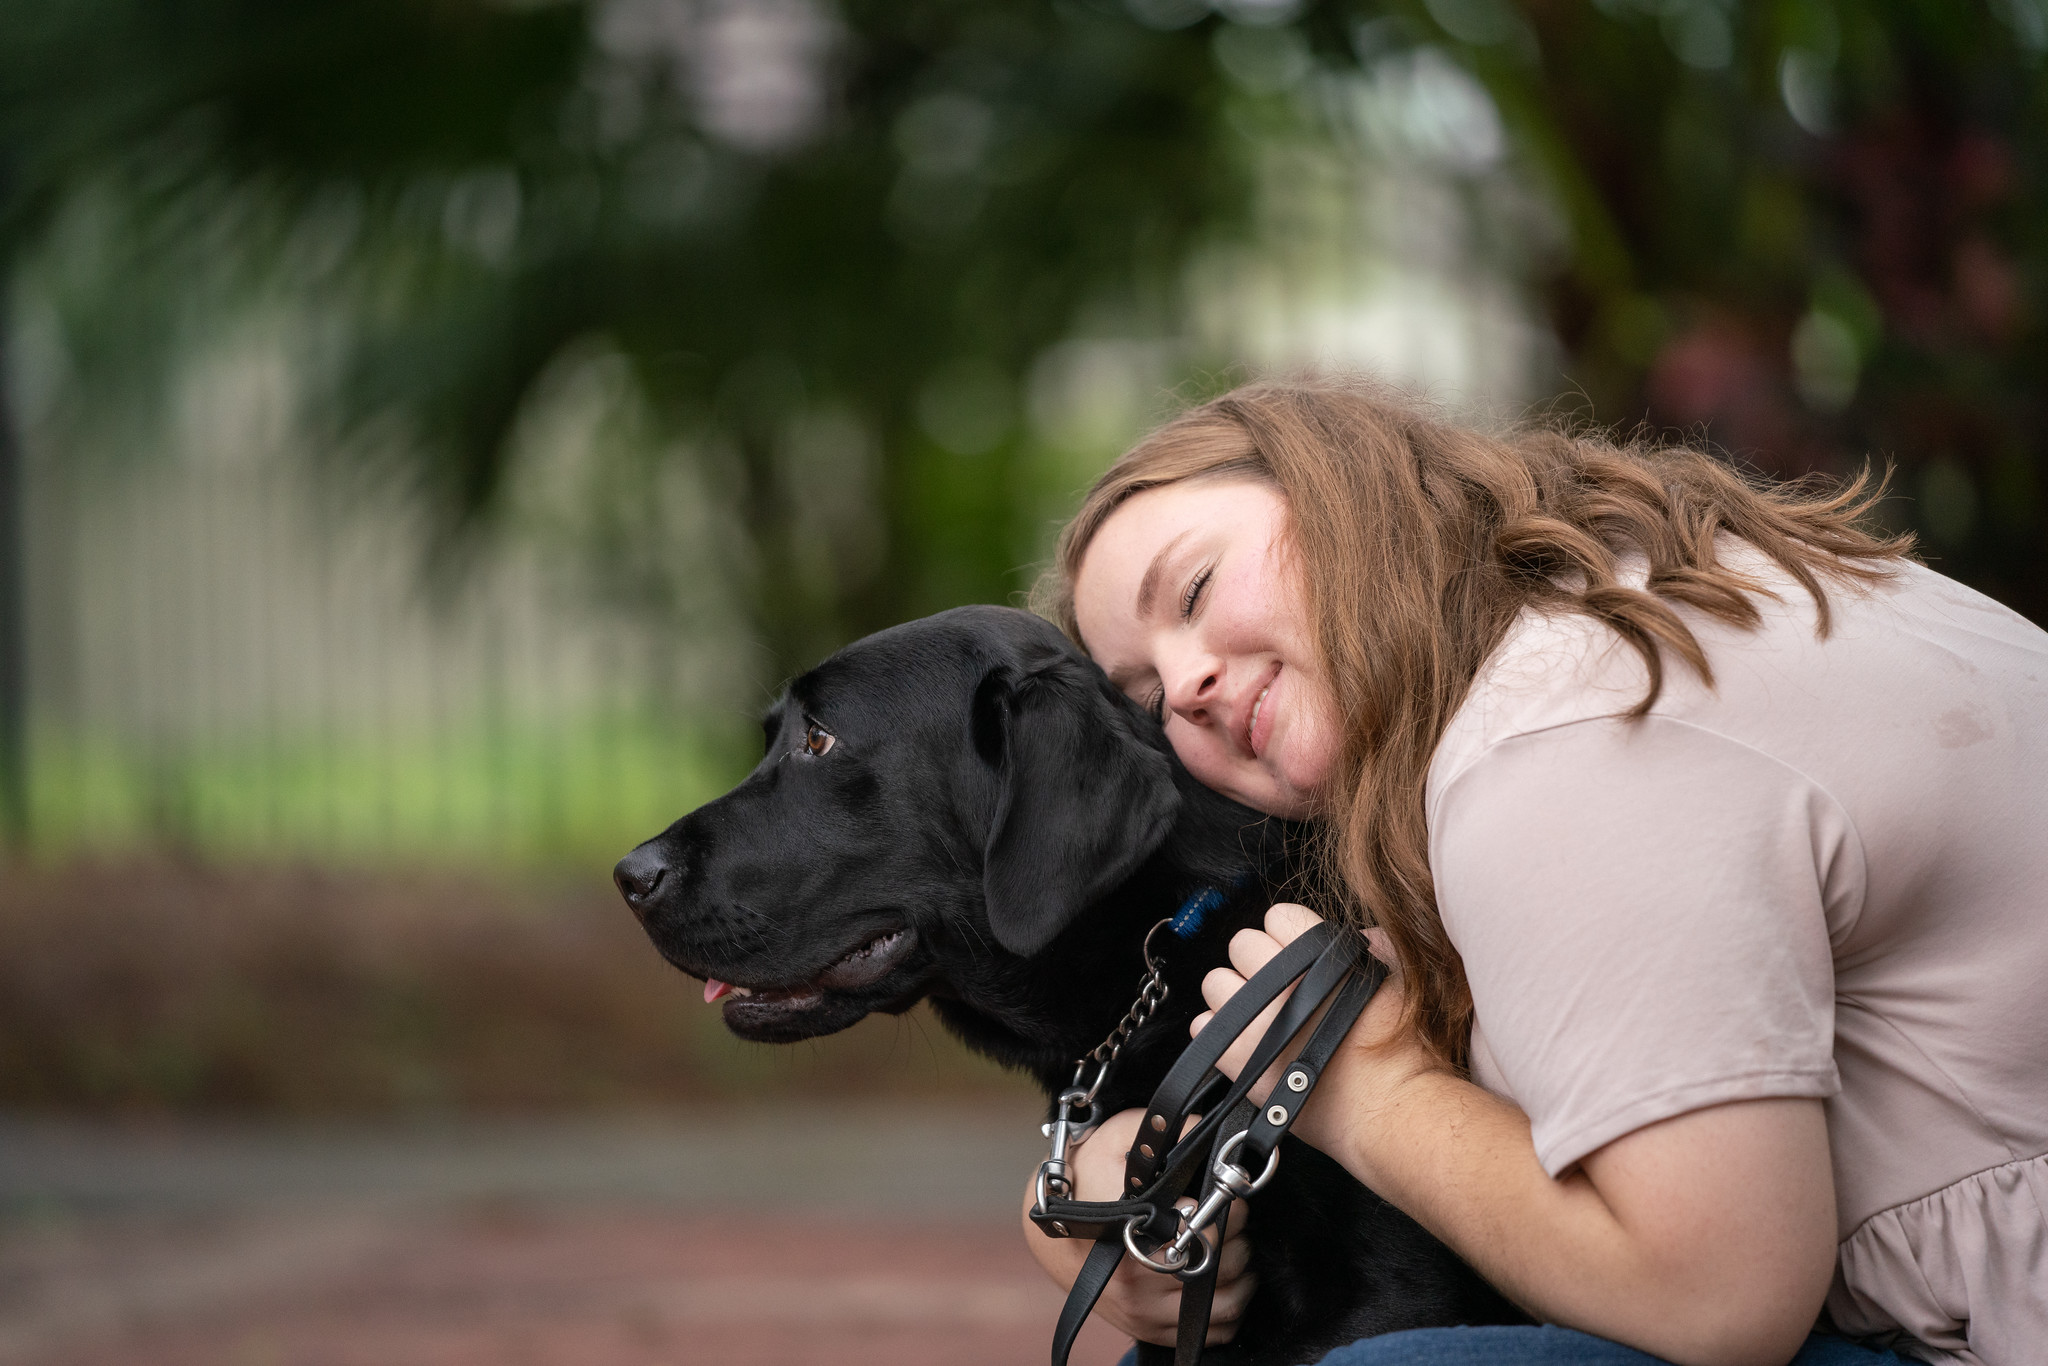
[1266,1104,1288,1126]
[1050,1222,1069,1237]
[1149,1113,1167,1132]
[1138,1143,1154,1160]
[1130,1175,1143,1189]
[1286,1071,1309,1092]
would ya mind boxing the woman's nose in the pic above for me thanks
[1163,651,1222,721]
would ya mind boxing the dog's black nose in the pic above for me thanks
[613,845,669,918]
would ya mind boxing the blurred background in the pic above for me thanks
[1,0,2042,1361]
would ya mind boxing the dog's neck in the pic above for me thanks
[929,774,1302,1105]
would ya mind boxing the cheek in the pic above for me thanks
[1276,687,1341,799]
[1166,724,1273,811]
[1163,723,1229,788]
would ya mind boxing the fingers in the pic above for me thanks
[1100,1258,1202,1345]
[1023,1157,1261,1349]
[1198,1207,1257,1345]
[1214,1225,1253,1282]
[1205,1255,1259,1344]
[1227,922,1286,979]
[1265,902,1323,942]
[1198,963,1292,1086]
[1194,906,1340,1093]
[1106,1211,1258,1346]
[1069,1108,1144,1201]
[1362,924,1396,971]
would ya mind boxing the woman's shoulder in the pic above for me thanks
[1427,547,2048,822]
[1428,598,1665,806]
[1427,545,1869,808]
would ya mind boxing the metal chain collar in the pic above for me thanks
[1085,915,1175,1068]
[1034,918,1174,1213]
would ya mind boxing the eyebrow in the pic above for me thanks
[1135,531,1192,622]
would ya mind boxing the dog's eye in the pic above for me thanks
[803,721,836,757]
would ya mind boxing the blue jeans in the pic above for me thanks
[1312,1326,1909,1364]
[1115,1327,1909,1365]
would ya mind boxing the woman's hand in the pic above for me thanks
[1191,903,1444,1155]
[1020,1106,1255,1347]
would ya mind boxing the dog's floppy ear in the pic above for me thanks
[978,659,1182,957]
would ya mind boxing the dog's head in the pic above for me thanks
[615,606,1189,1043]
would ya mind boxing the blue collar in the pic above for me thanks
[1168,885,1228,939]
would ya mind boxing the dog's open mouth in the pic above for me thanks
[702,928,917,1034]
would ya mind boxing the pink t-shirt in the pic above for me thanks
[1426,551,2048,1365]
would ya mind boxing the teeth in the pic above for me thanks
[1249,686,1269,740]
[731,986,753,997]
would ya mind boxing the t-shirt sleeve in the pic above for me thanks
[1431,714,1850,1176]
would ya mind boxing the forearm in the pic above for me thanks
[1198,908,1836,1366]
[1313,1071,1829,1366]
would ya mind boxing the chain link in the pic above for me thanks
[1033,918,1176,1223]
[1082,916,1174,1067]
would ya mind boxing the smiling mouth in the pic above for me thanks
[1245,660,1282,757]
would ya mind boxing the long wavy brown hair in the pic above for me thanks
[1038,376,1913,1070]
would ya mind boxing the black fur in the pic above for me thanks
[616,606,1524,1365]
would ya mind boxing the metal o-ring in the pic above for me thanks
[1123,1218,1214,1277]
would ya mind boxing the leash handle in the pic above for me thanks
[1031,927,1346,1243]
[1121,929,1359,1230]
[1039,922,1386,1365]
[1164,954,1382,1267]
[1160,956,1384,1365]
[1032,928,1358,1242]
[1121,924,1342,1190]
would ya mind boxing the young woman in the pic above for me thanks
[1020,378,2047,1366]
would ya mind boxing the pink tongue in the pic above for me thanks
[704,979,733,1004]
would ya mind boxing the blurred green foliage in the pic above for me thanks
[1471,0,2048,615]
[30,713,749,866]
[4,0,2045,678]
[5,0,1252,689]
[3,0,2045,1108]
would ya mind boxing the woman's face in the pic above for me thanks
[1073,478,1339,819]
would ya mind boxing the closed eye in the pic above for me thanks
[1181,565,1213,620]
[1146,685,1166,725]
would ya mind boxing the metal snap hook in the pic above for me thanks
[1212,1128,1282,1197]
[1123,1215,1214,1277]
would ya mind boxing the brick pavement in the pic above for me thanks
[0,1108,1133,1366]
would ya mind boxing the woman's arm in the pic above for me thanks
[1205,905,1838,1366]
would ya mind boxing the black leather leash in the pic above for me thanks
[1030,916,1386,1366]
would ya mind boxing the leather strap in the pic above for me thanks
[1122,925,1342,1189]
[1034,933,1352,1240]
[1051,1236,1126,1366]
[1172,1254,1219,1366]
[1238,953,1383,1168]
[1161,957,1381,1364]
[1133,932,1359,1198]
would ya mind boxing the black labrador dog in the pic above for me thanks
[614,606,1521,1365]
